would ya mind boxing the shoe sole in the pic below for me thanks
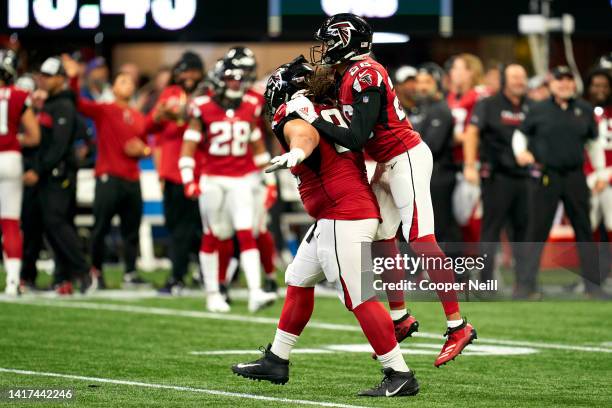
[231,367,288,385]
[434,328,478,368]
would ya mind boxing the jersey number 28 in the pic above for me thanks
[208,121,251,156]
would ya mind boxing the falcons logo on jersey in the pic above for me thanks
[327,21,356,48]
[358,71,373,86]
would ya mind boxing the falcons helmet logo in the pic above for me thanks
[327,21,356,48]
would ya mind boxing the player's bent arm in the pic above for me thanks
[179,117,202,184]
[311,89,381,151]
[283,119,320,159]
[19,107,41,147]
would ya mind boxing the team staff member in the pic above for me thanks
[464,64,532,290]
[147,52,204,293]
[24,56,89,294]
[410,63,457,244]
[512,66,606,298]
[63,55,151,288]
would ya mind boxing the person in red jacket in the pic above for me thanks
[146,52,205,294]
[63,55,151,288]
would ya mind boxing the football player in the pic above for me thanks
[447,53,490,243]
[179,59,276,313]
[217,47,279,297]
[232,57,419,397]
[0,49,40,295]
[287,13,476,367]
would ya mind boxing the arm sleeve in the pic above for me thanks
[422,103,454,156]
[310,88,381,151]
[69,76,102,118]
[33,101,76,176]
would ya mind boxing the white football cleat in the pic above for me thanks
[248,290,277,313]
[206,292,231,313]
[4,284,19,297]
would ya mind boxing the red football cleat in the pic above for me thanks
[394,313,420,343]
[371,313,419,360]
[434,319,477,367]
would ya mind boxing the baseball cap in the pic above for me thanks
[40,56,65,76]
[551,66,574,80]
[395,65,417,84]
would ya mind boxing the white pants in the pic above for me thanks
[0,151,23,220]
[590,185,612,231]
[199,173,259,239]
[371,142,435,241]
[285,218,379,310]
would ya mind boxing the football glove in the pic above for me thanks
[266,148,306,172]
[286,95,318,124]
[184,181,201,199]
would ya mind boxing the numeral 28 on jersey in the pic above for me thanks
[208,121,251,156]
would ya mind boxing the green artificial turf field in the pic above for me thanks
[1,285,611,407]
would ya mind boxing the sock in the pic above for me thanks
[236,230,262,291]
[447,319,464,328]
[390,308,408,321]
[271,328,298,360]
[4,258,21,289]
[377,344,410,372]
[353,300,397,356]
[375,238,407,310]
[278,286,315,335]
[217,238,234,284]
[200,234,220,294]
[0,218,23,259]
[410,234,460,316]
[256,231,277,277]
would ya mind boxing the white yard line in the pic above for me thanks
[1,298,611,353]
[0,368,370,408]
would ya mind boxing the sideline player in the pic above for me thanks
[0,49,40,295]
[288,13,477,366]
[179,59,276,313]
[232,57,419,397]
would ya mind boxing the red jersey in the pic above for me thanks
[272,102,380,221]
[0,85,30,152]
[190,94,261,177]
[337,57,421,163]
[146,85,191,184]
[71,78,146,181]
[584,105,612,183]
[447,86,489,162]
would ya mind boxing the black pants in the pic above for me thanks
[22,176,88,282]
[519,168,600,292]
[91,176,142,273]
[163,181,201,282]
[430,166,460,244]
[480,172,529,281]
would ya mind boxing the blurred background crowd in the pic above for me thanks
[0,0,610,300]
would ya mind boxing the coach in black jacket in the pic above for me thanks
[22,57,89,292]
[409,63,459,244]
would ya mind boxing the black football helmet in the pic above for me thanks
[264,55,314,119]
[210,58,249,101]
[0,49,18,84]
[224,46,257,86]
[310,13,372,66]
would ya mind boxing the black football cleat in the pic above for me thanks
[358,368,419,397]
[231,344,289,385]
